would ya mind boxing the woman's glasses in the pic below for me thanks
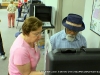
[32,32,42,36]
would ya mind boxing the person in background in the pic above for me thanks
[24,0,28,3]
[8,16,43,75]
[50,13,87,50]
[0,20,7,60]
[23,0,28,9]
[18,0,23,18]
[7,0,16,28]
[28,0,31,3]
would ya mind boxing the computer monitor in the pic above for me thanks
[29,3,45,16]
[35,6,52,22]
[32,0,41,4]
[45,48,100,75]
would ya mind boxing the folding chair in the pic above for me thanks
[15,31,22,37]
[16,13,27,28]
[21,7,29,16]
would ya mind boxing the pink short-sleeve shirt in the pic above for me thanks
[8,34,40,75]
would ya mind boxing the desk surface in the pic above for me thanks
[42,22,55,29]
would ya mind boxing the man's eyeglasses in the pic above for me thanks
[67,28,79,34]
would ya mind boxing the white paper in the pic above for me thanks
[43,22,51,26]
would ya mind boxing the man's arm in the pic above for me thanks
[83,37,87,48]
[81,36,87,48]
[50,36,55,50]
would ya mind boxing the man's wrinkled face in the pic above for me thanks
[66,28,78,42]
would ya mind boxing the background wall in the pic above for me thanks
[61,0,85,30]
[0,0,2,3]
[42,0,60,34]
[42,0,58,25]
[82,0,100,48]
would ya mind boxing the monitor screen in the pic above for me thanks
[29,4,45,16]
[35,6,52,22]
[45,48,100,75]
[32,0,41,4]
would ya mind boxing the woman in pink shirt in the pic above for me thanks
[8,16,43,75]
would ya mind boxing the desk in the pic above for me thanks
[42,22,55,36]
[42,22,55,29]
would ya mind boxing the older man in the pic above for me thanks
[50,13,87,50]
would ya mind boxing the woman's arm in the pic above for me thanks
[14,5,17,11]
[16,62,43,75]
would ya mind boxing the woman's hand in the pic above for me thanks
[31,71,44,75]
